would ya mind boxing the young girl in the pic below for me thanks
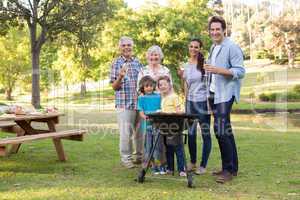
[157,75,186,177]
[137,76,166,175]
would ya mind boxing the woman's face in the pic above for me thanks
[148,52,161,65]
[188,41,201,57]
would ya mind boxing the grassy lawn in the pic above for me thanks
[0,113,299,200]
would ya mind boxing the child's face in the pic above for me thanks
[158,79,171,94]
[144,84,154,94]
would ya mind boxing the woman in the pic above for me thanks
[137,45,173,89]
[178,39,211,175]
[137,45,172,172]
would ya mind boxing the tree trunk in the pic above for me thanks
[80,81,87,97]
[31,47,41,108]
[5,88,12,101]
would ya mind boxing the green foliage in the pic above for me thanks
[259,91,300,102]
[293,84,300,93]
[0,28,30,99]
[98,0,212,90]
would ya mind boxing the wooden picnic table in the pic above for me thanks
[0,112,78,161]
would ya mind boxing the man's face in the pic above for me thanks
[120,41,133,58]
[209,22,225,44]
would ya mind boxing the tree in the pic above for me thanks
[0,0,109,108]
[0,28,30,100]
[98,0,212,90]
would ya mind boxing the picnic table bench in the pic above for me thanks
[0,113,87,161]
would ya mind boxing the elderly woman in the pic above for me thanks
[137,45,172,174]
[137,45,173,89]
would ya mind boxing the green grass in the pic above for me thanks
[0,113,299,200]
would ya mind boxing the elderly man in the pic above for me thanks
[109,36,143,168]
[204,16,245,183]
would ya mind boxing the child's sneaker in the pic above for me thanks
[195,166,206,175]
[179,171,187,177]
[152,166,160,175]
[166,170,174,175]
[159,166,167,175]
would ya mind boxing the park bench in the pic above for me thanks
[0,129,87,161]
[0,121,24,134]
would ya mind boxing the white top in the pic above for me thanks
[210,45,221,93]
[137,65,173,89]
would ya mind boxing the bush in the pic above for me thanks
[287,92,300,102]
[259,91,300,102]
[259,93,270,101]
[273,58,288,65]
[293,85,300,93]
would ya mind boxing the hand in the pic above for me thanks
[203,64,219,74]
[119,66,127,79]
[177,66,184,78]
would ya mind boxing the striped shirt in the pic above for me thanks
[109,56,143,110]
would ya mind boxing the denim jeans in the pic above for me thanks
[186,100,211,168]
[144,127,161,163]
[209,95,238,173]
[166,140,185,172]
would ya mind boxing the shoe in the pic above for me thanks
[179,171,187,177]
[216,171,233,184]
[121,162,135,169]
[132,159,142,165]
[232,171,238,176]
[166,170,174,175]
[195,166,206,175]
[187,163,197,171]
[152,166,160,175]
[212,169,224,176]
[159,166,167,175]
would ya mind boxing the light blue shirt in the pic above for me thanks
[207,37,246,104]
[137,92,161,132]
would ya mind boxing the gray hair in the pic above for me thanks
[147,45,164,60]
[119,36,134,47]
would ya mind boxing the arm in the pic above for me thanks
[204,44,245,79]
[111,67,127,91]
[139,111,148,120]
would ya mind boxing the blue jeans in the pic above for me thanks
[209,95,238,173]
[144,127,161,163]
[186,100,211,168]
[166,139,185,172]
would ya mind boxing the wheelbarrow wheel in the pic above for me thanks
[137,169,146,183]
[187,171,193,188]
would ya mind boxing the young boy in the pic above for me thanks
[157,75,186,177]
[137,76,166,175]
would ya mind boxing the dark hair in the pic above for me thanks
[190,38,205,80]
[138,76,156,94]
[208,16,226,31]
[157,75,171,88]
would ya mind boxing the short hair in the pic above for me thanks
[208,16,226,31]
[138,76,156,94]
[146,45,164,61]
[157,75,171,88]
[119,36,134,47]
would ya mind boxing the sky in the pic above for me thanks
[124,0,168,9]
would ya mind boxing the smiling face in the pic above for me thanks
[188,41,201,58]
[119,41,133,58]
[209,22,225,44]
[158,79,171,95]
[148,52,161,65]
[144,83,154,94]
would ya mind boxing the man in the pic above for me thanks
[109,36,143,168]
[204,16,245,183]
